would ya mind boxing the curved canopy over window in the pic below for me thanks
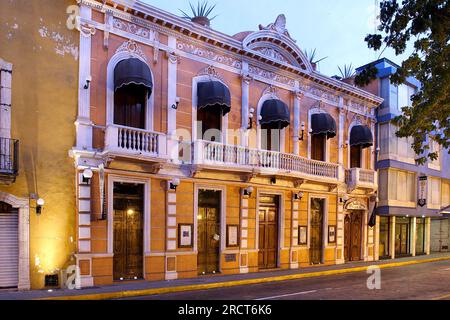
[197,81,231,116]
[260,99,290,129]
[311,113,337,139]
[114,58,153,96]
[350,125,373,148]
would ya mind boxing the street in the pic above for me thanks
[127,260,450,300]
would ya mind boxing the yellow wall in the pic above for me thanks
[0,0,78,289]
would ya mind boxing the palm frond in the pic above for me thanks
[305,48,327,64]
[338,64,355,79]
[179,1,217,20]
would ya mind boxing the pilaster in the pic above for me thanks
[165,187,178,280]
[167,36,179,163]
[293,87,303,155]
[239,190,250,274]
[290,193,300,269]
[390,216,396,259]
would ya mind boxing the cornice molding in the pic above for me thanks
[79,0,384,107]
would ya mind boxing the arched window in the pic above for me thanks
[349,125,373,168]
[259,99,290,152]
[310,113,336,161]
[196,80,231,142]
[113,58,153,129]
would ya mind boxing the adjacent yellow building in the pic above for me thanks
[0,0,78,289]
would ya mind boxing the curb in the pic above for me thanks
[39,256,450,300]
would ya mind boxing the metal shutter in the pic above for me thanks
[0,211,19,288]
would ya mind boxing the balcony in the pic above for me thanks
[193,140,339,183]
[104,125,167,162]
[345,168,377,191]
[0,137,19,184]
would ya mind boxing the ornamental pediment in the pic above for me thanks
[243,15,313,72]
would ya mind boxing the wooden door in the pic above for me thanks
[395,222,410,256]
[310,198,324,264]
[197,190,221,275]
[344,211,363,262]
[113,183,144,281]
[258,195,279,269]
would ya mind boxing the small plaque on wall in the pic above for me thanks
[328,225,336,244]
[298,226,308,245]
[225,254,237,262]
[227,225,239,247]
[178,224,193,248]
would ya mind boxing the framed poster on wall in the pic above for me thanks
[298,226,308,245]
[328,225,336,244]
[227,225,239,247]
[178,224,193,248]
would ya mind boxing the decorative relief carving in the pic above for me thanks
[113,18,152,40]
[263,85,279,99]
[176,41,242,69]
[79,22,96,37]
[254,47,289,64]
[198,65,224,82]
[115,40,148,62]
[248,65,295,87]
[258,14,295,41]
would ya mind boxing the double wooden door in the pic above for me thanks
[344,211,363,262]
[310,198,324,264]
[197,190,221,275]
[258,195,279,269]
[113,183,144,281]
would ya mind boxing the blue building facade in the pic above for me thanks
[357,58,450,259]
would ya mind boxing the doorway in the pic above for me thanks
[113,183,144,281]
[344,211,363,261]
[395,217,411,256]
[0,202,19,288]
[350,145,362,168]
[416,218,426,255]
[197,190,221,275]
[310,198,325,264]
[258,195,279,269]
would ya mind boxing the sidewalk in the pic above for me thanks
[1,253,449,300]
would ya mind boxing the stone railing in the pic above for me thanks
[194,140,339,180]
[105,124,167,157]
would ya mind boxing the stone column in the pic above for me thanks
[336,193,346,264]
[290,192,300,269]
[293,90,303,155]
[411,217,417,257]
[76,5,94,150]
[240,62,252,148]
[390,216,396,259]
[166,36,179,163]
[338,97,345,166]
[240,189,250,273]
[426,217,431,255]
[165,185,178,280]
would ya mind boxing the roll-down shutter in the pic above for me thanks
[0,209,19,288]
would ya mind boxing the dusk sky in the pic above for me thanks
[142,0,413,77]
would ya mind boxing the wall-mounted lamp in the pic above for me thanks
[243,186,254,197]
[168,178,181,191]
[36,198,45,215]
[270,177,277,185]
[294,192,304,200]
[340,194,350,204]
[84,76,92,90]
[248,108,255,130]
[82,169,94,185]
[171,97,181,110]
[342,140,349,149]
[299,122,306,141]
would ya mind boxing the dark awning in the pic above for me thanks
[114,58,153,95]
[350,125,373,148]
[260,99,290,129]
[198,81,231,115]
[311,113,337,139]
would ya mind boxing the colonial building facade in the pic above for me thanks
[357,58,450,259]
[70,0,383,287]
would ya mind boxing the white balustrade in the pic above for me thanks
[105,124,166,157]
[197,140,339,179]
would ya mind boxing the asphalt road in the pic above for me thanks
[128,260,450,300]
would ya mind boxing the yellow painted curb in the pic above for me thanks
[39,256,450,301]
